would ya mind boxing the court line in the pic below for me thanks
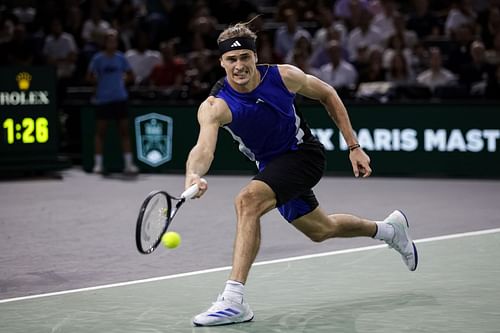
[1,227,499,305]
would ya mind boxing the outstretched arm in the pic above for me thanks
[185,96,232,196]
[279,64,372,178]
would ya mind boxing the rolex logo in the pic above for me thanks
[16,72,32,90]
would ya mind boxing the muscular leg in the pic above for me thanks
[292,206,376,242]
[229,180,276,284]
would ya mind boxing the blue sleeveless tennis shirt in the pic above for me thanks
[215,65,305,169]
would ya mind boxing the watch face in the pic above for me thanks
[0,67,58,156]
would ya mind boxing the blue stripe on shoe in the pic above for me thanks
[216,310,234,316]
[207,308,241,318]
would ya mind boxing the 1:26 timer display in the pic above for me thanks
[2,117,49,144]
[0,67,58,163]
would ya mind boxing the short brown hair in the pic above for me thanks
[217,22,257,44]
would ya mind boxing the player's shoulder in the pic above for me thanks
[198,96,231,125]
[277,64,305,79]
[277,64,306,92]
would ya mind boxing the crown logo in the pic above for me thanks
[16,72,32,90]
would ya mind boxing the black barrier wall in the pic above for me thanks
[81,103,500,178]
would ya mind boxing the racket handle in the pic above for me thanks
[181,183,199,199]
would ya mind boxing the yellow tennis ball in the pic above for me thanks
[162,231,181,249]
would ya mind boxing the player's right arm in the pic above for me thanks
[185,96,231,196]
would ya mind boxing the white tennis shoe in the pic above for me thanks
[384,210,418,271]
[193,295,254,326]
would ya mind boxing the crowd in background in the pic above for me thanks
[1,0,500,102]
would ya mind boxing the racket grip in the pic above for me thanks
[181,183,199,199]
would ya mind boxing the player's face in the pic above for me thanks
[220,49,258,88]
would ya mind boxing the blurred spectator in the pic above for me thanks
[81,8,111,45]
[446,23,475,73]
[371,0,398,41]
[459,41,493,92]
[6,23,36,66]
[111,0,138,51]
[317,40,358,90]
[347,8,385,62]
[0,11,14,44]
[144,0,173,46]
[386,51,416,84]
[125,31,162,85]
[312,4,347,51]
[392,12,418,49]
[410,41,431,74]
[81,8,110,70]
[416,47,457,91]
[86,29,138,174]
[184,49,222,100]
[445,0,477,37]
[187,3,218,51]
[310,26,348,69]
[485,31,500,64]
[12,0,37,30]
[256,31,282,64]
[64,4,84,47]
[358,46,386,83]
[382,33,415,71]
[183,27,223,100]
[478,5,500,49]
[150,39,187,96]
[334,0,371,29]
[274,7,311,60]
[406,0,442,39]
[43,18,78,81]
[285,34,312,64]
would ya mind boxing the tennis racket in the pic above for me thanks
[135,182,201,254]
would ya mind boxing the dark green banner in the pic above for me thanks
[81,103,500,177]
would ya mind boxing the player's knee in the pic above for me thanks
[234,188,270,217]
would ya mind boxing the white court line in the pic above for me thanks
[1,227,499,305]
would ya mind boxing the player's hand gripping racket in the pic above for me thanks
[135,182,201,254]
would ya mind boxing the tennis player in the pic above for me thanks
[184,22,418,327]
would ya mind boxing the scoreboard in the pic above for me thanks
[0,67,67,171]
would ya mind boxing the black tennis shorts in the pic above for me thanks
[96,100,129,120]
[253,140,326,222]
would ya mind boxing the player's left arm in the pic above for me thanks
[279,64,372,178]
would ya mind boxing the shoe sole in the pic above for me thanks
[193,315,254,327]
[396,210,418,271]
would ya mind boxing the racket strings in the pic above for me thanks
[140,194,170,250]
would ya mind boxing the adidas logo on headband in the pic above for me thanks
[219,37,256,54]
